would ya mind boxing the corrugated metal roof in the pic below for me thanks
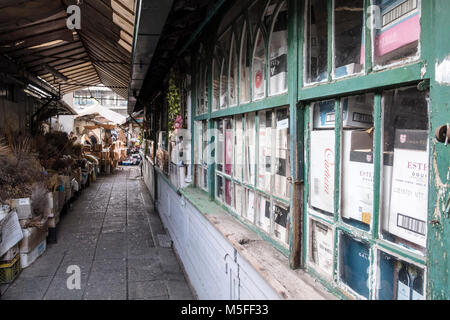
[0,0,135,100]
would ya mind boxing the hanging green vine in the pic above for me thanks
[167,68,181,134]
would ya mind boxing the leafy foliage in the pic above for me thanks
[167,68,181,134]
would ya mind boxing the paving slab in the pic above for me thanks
[1,167,194,300]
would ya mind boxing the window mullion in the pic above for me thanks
[334,98,341,223]
[327,0,333,81]
[208,119,216,200]
[255,112,259,187]
[364,0,373,74]
[372,92,382,240]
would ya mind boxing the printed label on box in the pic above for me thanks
[310,130,335,214]
[388,130,428,247]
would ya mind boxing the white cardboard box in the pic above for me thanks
[341,130,374,225]
[274,125,290,200]
[313,97,373,129]
[310,130,335,214]
[381,152,394,232]
[8,198,33,220]
[246,189,255,223]
[258,196,271,233]
[19,225,48,254]
[273,204,289,245]
[341,131,395,227]
[310,219,334,278]
[234,184,244,216]
[388,130,429,247]
[20,239,46,268]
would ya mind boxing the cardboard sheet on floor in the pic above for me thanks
[0,210,24,257]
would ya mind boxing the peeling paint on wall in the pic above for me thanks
[435,55,450,85]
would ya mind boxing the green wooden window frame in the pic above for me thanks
[298,0,439,300]
[185,0,449,299]
[303,88,429,300]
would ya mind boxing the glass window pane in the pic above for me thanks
[309,219,334,278]
[377,251,425,300]
[216,120,224,172]
[248,0,267,37]
[196,64,203,115]
[341,94,374,230]
[269,1,288,95]
[305,0,328,84]
[225,179,233,206]
[245,112,256,185]
[381,87,429,253]
[253,29,266,100]
[373,0,421,67]
[245,188,256,223]
[224,119,233,175]
[204,66,209,113]
[194,121,203,188]
[219,30,232,109]
[240,25,251,104]
[217,175,224,202]
[310,100,335,216]
[213,57,220,111]
[339,232,370,299]
[257,110,273,192]
[234,183,244,215]
[234,115,244,181]
[257,194,271,233]
[229,36,238,107]
[220,58,228,109]
[264,1,276,30]
[334,0,364,78]
[274,107,290,200]
[273,203,289,245]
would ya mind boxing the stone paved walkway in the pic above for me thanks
[0,167,194,300]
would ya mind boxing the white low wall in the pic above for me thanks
[154,171,280,300]
[142,158,155,201]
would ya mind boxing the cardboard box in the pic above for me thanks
[375,0,420,59]
[342,131,374,225]
[48,211,60,228]
[273,203,289,244]
[342,131,395,226]
[274,120,290,200]
[8,198,33,220]
[310,130,335,214]
[19,225,48,254]
[234,184,244,216]
[388,130,428,247]
[313,96,373,129]
[1,244,19,262]
[381,152,394,232]
[246,189,255,223]
[93,144,102,152]
[310,219,334,277]
[335,63,363,78]
[73,168,82,185]
[340,233,370,299]
[258,123,273,192]
[257,196,271,233]
[20,239,46,268]
[0,211,23,257]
